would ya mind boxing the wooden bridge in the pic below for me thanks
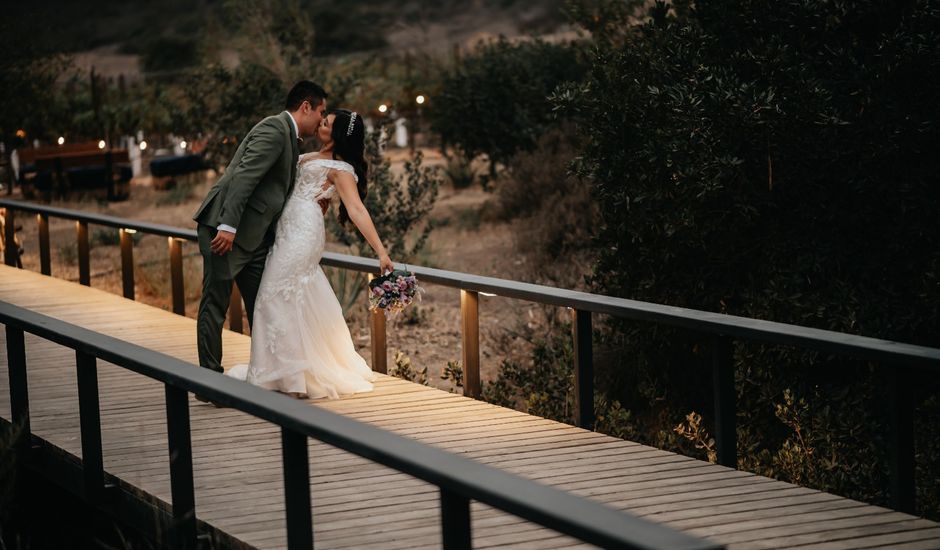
[2,199,940,549]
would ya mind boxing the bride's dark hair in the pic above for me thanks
[329,109,367,224]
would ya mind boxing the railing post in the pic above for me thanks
[3,207,16,266]
[229,285,244,334]
[38,213,51,275]
[6,325,30,457]
[169,237,185,315]
[165,385,196,550]
[282,428,313,550]
[77,220,90,286]
[460,290,481,399]
[571,309,594,430]
[440,488,471,550]
[712,336,736,468]
[120,229,135,300]
[76,350,105,502]
[367,274,386,374]
[886,365,915,514]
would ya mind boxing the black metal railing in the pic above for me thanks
[0,301,720,550]
[3,198,940,514]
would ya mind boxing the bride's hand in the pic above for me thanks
[379,255,394,275]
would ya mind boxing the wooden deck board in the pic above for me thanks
[1,264,937,549]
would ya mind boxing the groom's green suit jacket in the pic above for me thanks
[193,111,300,256]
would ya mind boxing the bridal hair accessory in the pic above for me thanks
[346,112,358,136]
[368,269,423,319]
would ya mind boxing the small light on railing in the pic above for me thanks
[57,136,65,145]
[98,140,106,150]
[139,140,148,151]
[123,228,137,234]
[480,292,497,297]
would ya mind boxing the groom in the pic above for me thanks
[193,81,328,379]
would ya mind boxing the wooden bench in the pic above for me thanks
[24,149,131,201]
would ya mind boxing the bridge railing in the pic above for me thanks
[2,198,939,514]
[0,301,720,550]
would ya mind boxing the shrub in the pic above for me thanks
[496,126,598,265]
[430,38,587,179]
[557,0,940,515]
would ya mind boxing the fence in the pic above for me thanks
[2,198,939,514]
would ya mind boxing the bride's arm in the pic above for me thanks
[332,170,394,274]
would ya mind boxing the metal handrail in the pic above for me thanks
[4,199,938,367]
[2,197,936,514]
[0,300,721,550]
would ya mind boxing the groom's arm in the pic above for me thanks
[218,119,283,230]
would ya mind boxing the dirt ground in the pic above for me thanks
[7,147,574,392]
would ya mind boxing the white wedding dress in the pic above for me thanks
[225,158,376,398]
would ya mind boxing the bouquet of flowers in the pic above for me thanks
[368,269,423,318]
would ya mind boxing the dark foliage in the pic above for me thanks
[554,0,940,516]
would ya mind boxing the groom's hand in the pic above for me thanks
[210,230,236,255]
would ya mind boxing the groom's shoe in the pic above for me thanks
[195,393,227,408]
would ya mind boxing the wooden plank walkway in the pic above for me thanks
[1,264,938,549]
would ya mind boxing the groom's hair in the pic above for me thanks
[285,81,328,111]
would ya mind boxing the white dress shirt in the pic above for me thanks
[218,111,300,234]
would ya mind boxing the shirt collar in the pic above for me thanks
[285,111,300,140]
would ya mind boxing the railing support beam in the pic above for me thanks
[77,220,90,286]
[3,207,16,266]
[887,365,915,514]
[38,213,51,275]
[440,488,471,550]
[461,290,481,399]
[120,229,135,300]
[165,386,196,550]
[6,325,30,458]
[76,351,105,502]
[169,237,185,315]
[712,336,736,468]
[282,428,313,550]
[367,274,387,374]
[572,309,594,430]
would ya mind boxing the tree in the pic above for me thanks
[558,0,940,516]
[430,38,586,180]
[0,17,68,183]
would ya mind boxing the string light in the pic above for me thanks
[98,140,106,149]
[378,104,388,113]
[57,136,65,145]
[415,95,425,105]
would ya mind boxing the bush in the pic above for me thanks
[430,38,586,179]
[443,156,477,190]
[557,0,940,516]
[496,126,598,266]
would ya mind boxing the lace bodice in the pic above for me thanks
[293,157,357,202]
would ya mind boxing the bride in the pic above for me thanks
[226,109,394,399]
